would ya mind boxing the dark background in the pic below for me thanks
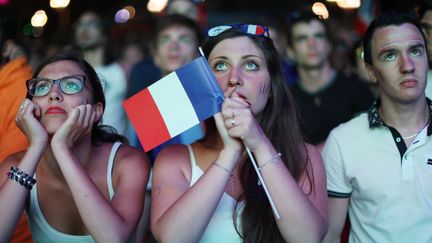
[2,0,428,60]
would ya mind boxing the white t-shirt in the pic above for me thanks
[323,112,432,243]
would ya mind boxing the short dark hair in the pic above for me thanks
[363,9,427,65]
[153,14,203,47]
[29,50,127,145]
[286,10,329,47]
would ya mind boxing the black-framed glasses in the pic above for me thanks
[26,75,86,97]
[206,24,270,38]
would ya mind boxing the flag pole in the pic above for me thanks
[245,145,281,219]
[198,46,205,57]
[199,46,281,219]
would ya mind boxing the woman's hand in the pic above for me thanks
[221,88,267,152]
[15,99,48,147]
[51,104,98,149]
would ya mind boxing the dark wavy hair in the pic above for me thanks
[202,28,312,243]
[27,51,127,145]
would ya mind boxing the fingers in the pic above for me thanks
[68,104,95,129]
[16,99,41,123]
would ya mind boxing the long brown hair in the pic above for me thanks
[202,28,312,242]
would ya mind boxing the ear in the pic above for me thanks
[93,102,104,124]
[365,63,378,84]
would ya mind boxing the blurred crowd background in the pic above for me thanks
[2,0,426,73]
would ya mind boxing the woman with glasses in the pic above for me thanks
[151,25,328,242]
[0,52,150,242]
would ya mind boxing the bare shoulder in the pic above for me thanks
[153,144,192,183]
[114,143,151,173]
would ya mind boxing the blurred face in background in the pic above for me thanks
[288,19,330,70]
[154,25,198,74]
[74,12,106,50]
[420,10,432,64]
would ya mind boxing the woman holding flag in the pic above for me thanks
[0,52,150,242]
[151,24,328,242]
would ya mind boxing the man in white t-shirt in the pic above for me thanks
[323,10,432,243]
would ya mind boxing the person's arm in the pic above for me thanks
[222,91,328,242]
[321,129,353,243]
[322,197,349,243]
[251,141,329,242]
[0,99,48,242]
[51,104,150,242]
[150,142,242,243]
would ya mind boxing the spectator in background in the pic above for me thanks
[418,3,432,98]
[126,14,204,154]
[350,40,379,97]
[286,10,374,150]
[268,23,298,86]
[323,10,432,243]
[0,8,33,243]
[74,11,128,136]
[118,41,145,80]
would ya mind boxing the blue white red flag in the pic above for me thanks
[123,56,224,151]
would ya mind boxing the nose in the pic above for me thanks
[399,53,415,74]
[48,85,63,103]
[227,67,243,88]
[307,37,317,47]
[168,40,179,51]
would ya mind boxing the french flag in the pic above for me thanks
[123,56,224,151]
[240,24,266,36]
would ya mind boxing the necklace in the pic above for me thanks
[402,132,419,140]
[402,119,430,140]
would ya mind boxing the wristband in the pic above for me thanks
[7,166,36,190]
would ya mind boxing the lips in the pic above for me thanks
[45,106,67,115]
[236,93,251,106]
[400,79,418,88]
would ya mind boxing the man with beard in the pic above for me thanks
[74,11,128,136]
[287,10,374,150]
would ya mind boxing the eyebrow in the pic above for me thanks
[378,42,425,56]
[209,54,263,62]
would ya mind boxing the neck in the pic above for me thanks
[379,96,429,138]
[297,62,335,93]
[83,47,105,68]
[40,137,93,179]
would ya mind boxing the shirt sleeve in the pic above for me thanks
[322,130,352,198]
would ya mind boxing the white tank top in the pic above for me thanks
[187,145,243,243]
[26,142,135,243]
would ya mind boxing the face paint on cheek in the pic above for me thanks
[259,81,266,96]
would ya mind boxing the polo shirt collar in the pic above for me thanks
[368,98,432,136]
